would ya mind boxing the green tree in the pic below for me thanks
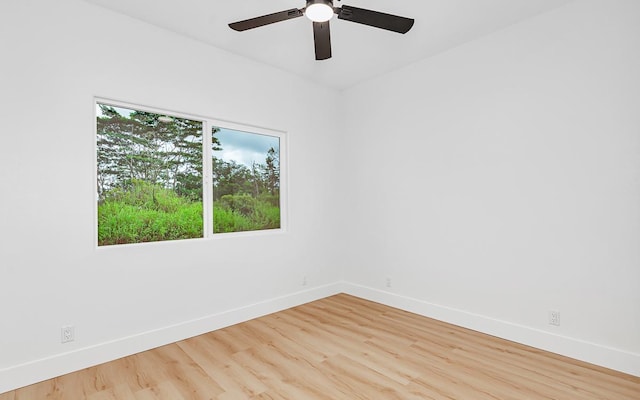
[265,146,280,196]
[212,159,253,199]
[96,105,207,202]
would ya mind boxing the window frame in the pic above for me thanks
[94,97,287,248]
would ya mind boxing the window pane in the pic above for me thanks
[212,127,280,233]
[96,103,203,246]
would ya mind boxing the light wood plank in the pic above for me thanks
[1,294,638,399]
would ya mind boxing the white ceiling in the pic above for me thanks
[83,0,573,90]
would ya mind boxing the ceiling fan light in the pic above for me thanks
[305,1,334,22]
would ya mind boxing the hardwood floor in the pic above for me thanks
[1,294,639,399]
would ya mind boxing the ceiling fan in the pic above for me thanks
[229,0,414,60]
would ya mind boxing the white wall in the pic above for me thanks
[0,0,344,392]
[340,0,640,376]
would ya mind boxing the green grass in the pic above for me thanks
[98,201,203,245]
[98,183,280,245]
[213,202,280,233]
[98,181,203,245]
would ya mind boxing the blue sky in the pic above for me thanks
[214,128,279,168]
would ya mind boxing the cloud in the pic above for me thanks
[214,128,279,167]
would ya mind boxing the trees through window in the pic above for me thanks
[96,101,283,246]
[212,128,280,234]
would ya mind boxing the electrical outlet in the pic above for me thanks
[549,310,560,326]
[386,278,392,288]
[302,276,308,286]
[61,325,75,343]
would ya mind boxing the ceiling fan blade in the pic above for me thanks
[313,21,332,60]
[337,5,414,34]
[229,8,303,31]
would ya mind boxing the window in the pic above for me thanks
[96,100,284,246]
[212,127,281,233]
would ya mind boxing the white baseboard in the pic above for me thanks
[341,282,640,377]
[0,282,345,394]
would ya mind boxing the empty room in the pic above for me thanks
[1,0,639,398]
